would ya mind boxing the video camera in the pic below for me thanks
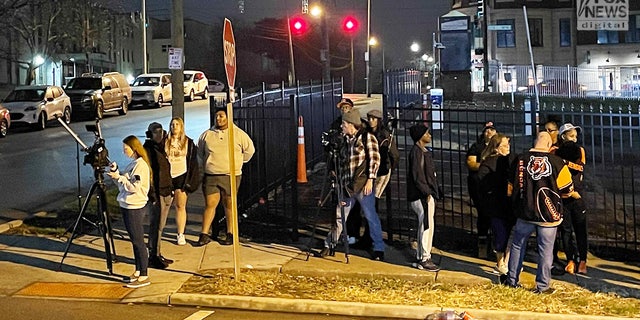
[57,117,110,171]
[321,129,345,154]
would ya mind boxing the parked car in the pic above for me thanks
[207,79,226,93]
[2,85,72,130]
[0,104,10,137]
[184,70,208,101]
[131,73,172,108]
[64,72,131,119]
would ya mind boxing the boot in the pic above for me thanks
[565,260,576,274]
[578,260,587,275]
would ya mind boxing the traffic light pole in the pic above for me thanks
[287,16,297,86]
[365,0,371,97]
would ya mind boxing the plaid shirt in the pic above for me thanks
[339,129,380,191]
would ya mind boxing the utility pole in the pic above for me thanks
[482,0,490,92]
[321,0,331,81]
[365,0,371,97]
[142,0,147,74]
[171,0,185,119]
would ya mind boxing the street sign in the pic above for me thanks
[223,18,236,89]
[168,47,183,70]
[488,25,512,31]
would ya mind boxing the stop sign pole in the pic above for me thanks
[223,18,241,280]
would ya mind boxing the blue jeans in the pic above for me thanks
[507,218,557,291]
[122,204,150,276]
[326,191,385,252]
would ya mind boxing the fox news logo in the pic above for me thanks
[577,0,628,31]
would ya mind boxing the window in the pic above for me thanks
[598,30,619,44]
[528,18,543,47]
[626,14,640,43]
[497,19,516,48]
[559,19,571,47]
[161,44,172,52]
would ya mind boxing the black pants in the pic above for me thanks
[560,198,588,262]
[122,204,149,276]
[468,175,490,238]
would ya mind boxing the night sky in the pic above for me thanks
[113,0,452,69]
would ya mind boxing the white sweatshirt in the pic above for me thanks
[111,157,150,209]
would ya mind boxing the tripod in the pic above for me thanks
[59,169,117,274]
[305,147,350,263]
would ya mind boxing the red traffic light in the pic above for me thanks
[290,16,309,35]
[342,16,359,33]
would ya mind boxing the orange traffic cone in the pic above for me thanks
[297,115,308,183]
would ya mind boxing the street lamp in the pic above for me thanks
[365,0,371,97]
[70,58,76,78]
[369,36,385,94]
[310,3,331,81]
[410,42,420,53]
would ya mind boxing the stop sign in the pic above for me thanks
[223,18,236,89]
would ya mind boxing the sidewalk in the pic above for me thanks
[1,161,639,319]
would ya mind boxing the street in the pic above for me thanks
[0,97,216,214]
[0,296,382,320]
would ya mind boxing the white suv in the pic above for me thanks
[131,73,172,108]
[184,70,208,101]
[3,85,72,130]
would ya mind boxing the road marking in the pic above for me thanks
[183,311,215,320]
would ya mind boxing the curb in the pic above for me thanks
[134,293,632,320]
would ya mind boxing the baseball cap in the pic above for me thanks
[337,98,354,109]
[367,109,383,119]
[559,123,582,135]
[483,121,496,131]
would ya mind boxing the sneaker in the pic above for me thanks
[415,259,440,272]
[176,234,186,246]
[159,255,173,265]
[372,251,385,261]
[219,233,233,246]
[148,256,168,269]
[126,277,150,288]
[319,245,335,257]
[195,233,212,247]
[532,287,555,294]
[348,236,356,245]
[123,272,140,283]
[493,263,508,275]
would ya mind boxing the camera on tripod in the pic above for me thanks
[321,129,345,153]
[83,124,110,169]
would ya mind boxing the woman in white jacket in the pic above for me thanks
[108,135,152,288]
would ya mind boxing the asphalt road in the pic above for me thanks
[0,96,216,213]
[0,296,383,320]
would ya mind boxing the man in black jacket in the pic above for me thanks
[143,122,174,269]
[407,124,441,272]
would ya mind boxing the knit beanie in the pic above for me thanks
[409,124,429,143]
[342,109,361,125]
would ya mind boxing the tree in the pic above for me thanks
[0,0,62,84]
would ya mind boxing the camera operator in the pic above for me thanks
[143,122,173,269]
[322,109,386,261]
[107,136,152,288]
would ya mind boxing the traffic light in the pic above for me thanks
[342,16,359,34]
[477,0,484,18]
[290,16,309,35]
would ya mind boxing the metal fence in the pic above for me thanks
[209,80,343,238]
[490,64,640,99]
[382,99,640,260]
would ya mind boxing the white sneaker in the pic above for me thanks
[177,233,186,246]
[126,277,150,288]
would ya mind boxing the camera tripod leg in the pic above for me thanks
[304,188,334,261]
[59,181,100,270]
[339,203,350,264]
[96,186,115,274]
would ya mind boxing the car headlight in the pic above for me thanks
[82,96,93,103]
[146,91,154,98]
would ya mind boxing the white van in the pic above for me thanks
[131,73,172,108]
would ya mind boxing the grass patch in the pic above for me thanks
[179,269,640,318]
[5,187,121,237]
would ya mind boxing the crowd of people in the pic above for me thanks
[322,97,588,294]
[107,96,588,294]
[107,107,255,288]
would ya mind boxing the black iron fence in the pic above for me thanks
[383,99,640,260]
[209,80,343,238]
